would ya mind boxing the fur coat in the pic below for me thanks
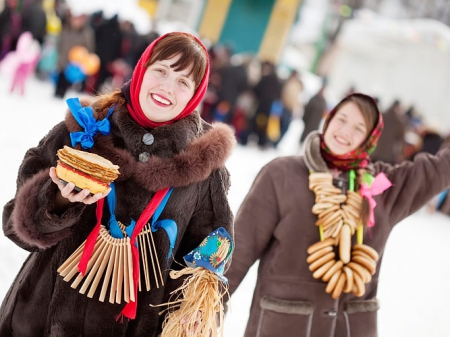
[0,97,236,337]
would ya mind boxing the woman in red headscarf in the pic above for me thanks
[0,32,236,337]
[224,93,450,337]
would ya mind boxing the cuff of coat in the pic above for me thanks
[11,169,86,250]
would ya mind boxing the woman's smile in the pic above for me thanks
[151,93,171,106]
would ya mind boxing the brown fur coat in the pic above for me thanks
[0,95,236,337]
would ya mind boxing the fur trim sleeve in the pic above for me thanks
[8,169,86,250]
[134,123,236,191]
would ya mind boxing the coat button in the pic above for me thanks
[139,152,150,162]
[142,133,154,145]
[326,309,337,317]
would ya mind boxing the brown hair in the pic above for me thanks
[144,33,208,91]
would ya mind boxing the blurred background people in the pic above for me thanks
[54,11,94,98]
[276,69,303,147]
[371,99,406,164]
[299,79,328,145]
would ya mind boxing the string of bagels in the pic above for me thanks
[306,170,379,299]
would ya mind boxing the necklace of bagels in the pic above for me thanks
[307,172,379,299]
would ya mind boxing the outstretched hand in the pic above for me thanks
[49,167,111,206]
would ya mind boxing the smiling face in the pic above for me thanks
[323,101,369,155]
[139,54,196,123]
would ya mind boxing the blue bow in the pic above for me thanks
[67,98,115,149]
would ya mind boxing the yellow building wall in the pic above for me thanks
[198,0,233,44]
[139,0,159,17]
[259,0,302,63]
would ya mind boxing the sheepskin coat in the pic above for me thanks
[0,98,236,337]
[225,133,450,337]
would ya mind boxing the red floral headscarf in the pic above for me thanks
[126,32,210,129]
[320,93,384,170]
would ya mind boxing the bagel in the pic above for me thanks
[312,203,335,214]
[312,260,335,279]
[325,269,342,294]
[341,204,360,219]
[317,205,340,219]
[306,245,333,264]
[352,249,376,261]
[347,261,371,284]
[352,255,377,275]
[317,210,341,228]
[322,260,343,282]
[332,272,347,299]
[309,252,335,272]
[317,195,347,204]
[352,271,365,297]
[353,244,379,261]
[310,172,334,179]
[318,209,342,226]
[307,238,335,254]
[330,219,343,238]
[345,198,362,210]
[339,224,352,264]
[342,266,354,293]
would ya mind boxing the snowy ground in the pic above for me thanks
[1,75,450,336]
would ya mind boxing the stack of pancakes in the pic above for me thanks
[56,146,120,194]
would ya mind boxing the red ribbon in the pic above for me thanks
[117,187,170,320]
[78,197,104,275]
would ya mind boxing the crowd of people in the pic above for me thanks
[1,0,307,148]
[0,0,161,97]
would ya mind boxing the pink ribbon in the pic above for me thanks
[359,172,392,227]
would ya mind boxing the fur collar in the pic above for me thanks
[64,100,236,190]
[303,131,329,173]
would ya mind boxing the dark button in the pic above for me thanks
[142,133,154,145]
[326,309,337,317]
[139,152,150,162]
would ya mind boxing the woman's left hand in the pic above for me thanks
[49,167,111,207]
[181,311,202,336]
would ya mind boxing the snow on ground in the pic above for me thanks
[0,75,450,336]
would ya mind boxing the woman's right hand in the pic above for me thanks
[49,167,111,207]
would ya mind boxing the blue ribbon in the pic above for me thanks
[106,183,124,239]
[67,98,115,149]
[126,219,137,244]
[109,186,177,259]
[436,189,449,210]
[151,188,177,261]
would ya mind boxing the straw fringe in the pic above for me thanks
[156,268,228,337]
